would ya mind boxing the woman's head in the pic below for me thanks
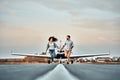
[48,36,58,42]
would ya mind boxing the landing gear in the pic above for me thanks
[60,60,62,64]
[71,60,73,64]
[59,57,62,64]
[48,60,50,64]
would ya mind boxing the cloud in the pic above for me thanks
[71,19,120,31]
[97,36,107,41]
[35,0,120,18]
[68,18,120,45]
[0,26,43,47]
[0,0,120,46]
[0,0,120,57]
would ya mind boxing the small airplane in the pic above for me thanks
[11,49,110,64]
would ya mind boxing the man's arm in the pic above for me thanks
[71,41,74,50]
[61,43,66,50]
[71,45,74,49]
[54,43,60,49]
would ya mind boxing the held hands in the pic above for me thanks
[60,48,63,51]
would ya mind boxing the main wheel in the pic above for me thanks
[71,60,73,64]
[48,60,51,64]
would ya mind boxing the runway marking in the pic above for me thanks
[35,64,79,80]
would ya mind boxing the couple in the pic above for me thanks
[46,35,74,64]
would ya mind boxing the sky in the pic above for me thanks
[0,0,120,58]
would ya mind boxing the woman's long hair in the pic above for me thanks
[48,36,58,42]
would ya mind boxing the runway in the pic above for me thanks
[0,64,120,80]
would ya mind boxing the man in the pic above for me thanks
[61,35,74,64]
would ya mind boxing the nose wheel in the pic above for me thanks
[60,60,62,64]
[59,57,62,64]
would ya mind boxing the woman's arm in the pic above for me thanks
[46,43,49,53]
[57,45,60,49]
[55,43,60,49]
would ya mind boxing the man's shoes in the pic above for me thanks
[67,62,69,64]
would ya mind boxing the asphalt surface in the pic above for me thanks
[0,64,120,80]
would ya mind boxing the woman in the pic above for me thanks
[46,36,59,63]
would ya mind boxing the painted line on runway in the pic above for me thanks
[35,64,79,80]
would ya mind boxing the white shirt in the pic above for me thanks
[49,43,55,50]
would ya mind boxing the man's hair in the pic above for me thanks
[67,35,71,38]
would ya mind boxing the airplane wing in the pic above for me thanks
[70,52,110,58]
[12,52,110,59]
[12,53,51,58]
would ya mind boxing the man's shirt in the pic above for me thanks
[64,40,74,50]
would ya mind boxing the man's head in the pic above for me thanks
[66,35,71,40]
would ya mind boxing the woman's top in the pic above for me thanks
[46,42,57,51]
